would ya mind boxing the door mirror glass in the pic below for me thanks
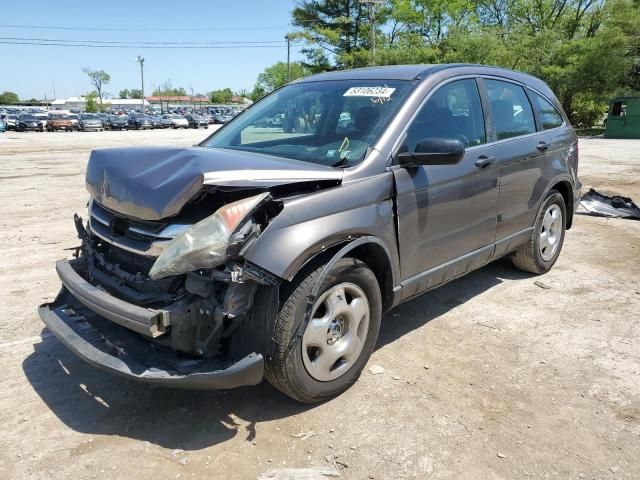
[398,137,466,166]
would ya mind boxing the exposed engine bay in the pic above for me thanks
[71,188,283,362]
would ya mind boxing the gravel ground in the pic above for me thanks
[0,130,639,480]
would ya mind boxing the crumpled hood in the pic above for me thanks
[86,146,343,221]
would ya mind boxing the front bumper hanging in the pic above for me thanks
[39,260,264,390]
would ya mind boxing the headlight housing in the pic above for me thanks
[148,192,269,280]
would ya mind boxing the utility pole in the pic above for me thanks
[136,56,145,113]
[286,34,292,82]
[359,0,382,66]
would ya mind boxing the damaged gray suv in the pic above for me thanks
[40,64,580,403]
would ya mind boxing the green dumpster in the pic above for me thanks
[604,97,640,139]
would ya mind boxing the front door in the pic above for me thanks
[392,78,499,299]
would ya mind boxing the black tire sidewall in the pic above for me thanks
[532,190,567,271]
[277,258,382,402]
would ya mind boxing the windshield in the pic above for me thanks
[81,114,97,120]
[201,79,413,167]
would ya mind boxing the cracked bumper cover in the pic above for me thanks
[38,260,264,390]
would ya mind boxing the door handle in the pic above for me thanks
[475,155,495,169]
[536,141,549,152]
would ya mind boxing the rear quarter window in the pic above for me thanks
[532,93,564,129]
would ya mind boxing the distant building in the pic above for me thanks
[49,97,149,111]
[49,96,88,111]
[108,98,150,111]
[145,95,209,105]
[231,96,253,105]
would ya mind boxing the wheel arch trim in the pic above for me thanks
[286,235,395,354]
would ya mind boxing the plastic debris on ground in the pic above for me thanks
[579,189,640,220]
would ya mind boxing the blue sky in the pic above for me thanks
[0,0,304,100]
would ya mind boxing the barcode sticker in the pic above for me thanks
[343,87,396,98]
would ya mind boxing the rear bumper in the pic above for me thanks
[38,260,265,390]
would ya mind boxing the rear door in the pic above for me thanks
[481,78,550,243]
[392,78,499,297]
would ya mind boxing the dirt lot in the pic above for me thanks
[0,130,639,480]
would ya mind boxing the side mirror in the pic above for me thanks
[398,138,466,167]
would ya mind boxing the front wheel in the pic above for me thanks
[265,257,382,403]
[512,189,566,274]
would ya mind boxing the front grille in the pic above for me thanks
[89,200,188,256]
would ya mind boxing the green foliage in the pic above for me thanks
[570,93,607,129]
[288,0,640,126]
[118,88,142,99]
[85,92,98,113]
[254,62,310,95]
[210,88,234,104]
[250,85,267,102]
[82,68,110,103]
[0,91,19,104]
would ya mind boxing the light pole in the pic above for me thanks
[136,56,145,113]
[285,34,292,82]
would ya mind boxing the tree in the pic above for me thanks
[0,91,20,104]
[292,0,374,70]
[287,0,640,126]
[152,80,187,97]
[254,62,310,95]
[83,68,111,105]
[85,92,99,113]
[210,88,234,104]
[119,89,130,99]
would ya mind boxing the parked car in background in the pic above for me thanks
[97,113,110,126]
[162,114,189,129]
[158,116,173,129]
[0,119,5,133]
[16,114,44,132]
[47,115,74,132]
[128,114,154,130]
[213,112,234,124]
[39,64,580,403]
[66,114,79,130]
[149,116,163,129]
[107,115,129,131]
[33,114,49,131]
[78,114,104,132]
[4,115,18,130]
[186,114,209,129]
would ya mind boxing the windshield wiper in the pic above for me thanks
[331,157,350,168]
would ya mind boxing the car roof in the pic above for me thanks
[295,63,556,100]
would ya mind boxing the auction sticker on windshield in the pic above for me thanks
[343,87,396,98]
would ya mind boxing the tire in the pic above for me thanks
[265,257,382,403]
[512,189,566,274]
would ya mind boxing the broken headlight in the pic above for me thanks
[148,192,269,280]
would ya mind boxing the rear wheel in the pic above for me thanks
[265,258,381,403]
[512,189,566,274]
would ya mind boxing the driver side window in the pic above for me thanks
[402,79,486,153]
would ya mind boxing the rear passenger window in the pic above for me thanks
[402,79,486,152]
[532,93,564,129]
[485,79,536,140]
